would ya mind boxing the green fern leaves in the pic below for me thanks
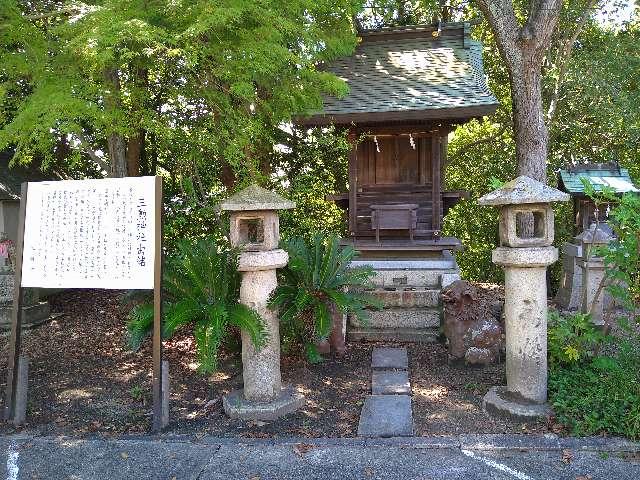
[270,234,381,358]
[126,236,266,374]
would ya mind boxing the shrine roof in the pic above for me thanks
[219,184,295,211]
[559,165,639,196]
[299,23,498,126]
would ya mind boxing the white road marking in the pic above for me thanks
[6,443,19,480]
[461,449,534,480]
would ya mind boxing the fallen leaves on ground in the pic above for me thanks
[293,443,315,457]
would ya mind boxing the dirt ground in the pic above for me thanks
[0,288,552,438]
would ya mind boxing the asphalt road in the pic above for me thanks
[1,434,639,480]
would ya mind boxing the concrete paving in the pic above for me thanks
[371,347,408,370]
[0,434,639,480]
[357,395,414,437]
[371,370,411,395]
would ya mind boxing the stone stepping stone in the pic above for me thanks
[372,370,411,395]
[357,395,414,437]
[371,347,408,370]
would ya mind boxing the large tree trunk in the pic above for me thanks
[104,67,128,178]
[107,134,127,177]
[126,130,145,177]
[510,58,548,183]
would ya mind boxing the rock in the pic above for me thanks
[441,280,504,366]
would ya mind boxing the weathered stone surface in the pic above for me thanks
[441,280,504,365]
[368,289,440,308]
[578,256,606,325]
[0,301,52,330]
[371,347,408,370]
[503,263,549,403]
[368,269,442,288]
[352,308,440,329]
[492,246,558,268]
[223,385,305,421]
[478,175,570,206]
[239,269,282,402]
[238,249,288,272]
[357,395,414,437]
[230,210,280,251]
[482,386,552,422]
[219,184,295,211]
[372,370,411,395]
[349,327,438,343]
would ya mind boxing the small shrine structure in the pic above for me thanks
[558,163,639,234]
[298,22,498,341]
[556,164,639,311]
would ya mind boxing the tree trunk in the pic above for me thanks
[104,67,128,178]
[126,130,145,177]
[107,134,127,177]
[510,57,548,183]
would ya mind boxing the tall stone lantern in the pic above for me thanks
[220,184,304,420]
[479,176,569,420]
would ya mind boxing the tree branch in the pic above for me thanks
[546,0,600,126]
[73,133,110,172]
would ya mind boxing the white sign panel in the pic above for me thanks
[21,176,157,289]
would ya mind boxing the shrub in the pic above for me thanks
[549,343,640,439]
[547,310,610,367]
[270,234,380,361]
[127,236,266,373]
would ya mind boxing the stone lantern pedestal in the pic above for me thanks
[479,176,569,421]
[220,185,304,420]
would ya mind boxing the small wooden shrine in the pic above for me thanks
[558,163,639,234]
[299,22,498,257]
[298,22,497,341]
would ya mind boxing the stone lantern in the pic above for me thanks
[478,176,569,420]
[576,224,612,326]
[220,184,304,420]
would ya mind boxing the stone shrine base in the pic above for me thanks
[482,386,553,422]
[0,301,52,330]
[348,251,460,342]
[223,385,305,421]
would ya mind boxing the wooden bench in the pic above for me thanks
[370,204,418,243]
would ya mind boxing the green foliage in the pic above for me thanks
[274,126,351,242]
[547,310,609,367]
[270,234,380,360]
[549,343,640,439]
[127,236,266,373]
[0,0,361,177]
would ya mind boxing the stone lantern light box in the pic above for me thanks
[479,176,569,248]
[222,184,294,251]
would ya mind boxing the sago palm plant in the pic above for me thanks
[127,236,266,373]
[269,234,380,361]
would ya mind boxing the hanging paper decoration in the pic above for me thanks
[373,135,380,153]
[409,133,416,150]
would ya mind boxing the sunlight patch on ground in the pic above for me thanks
[414,385,448,399]
[57,387,103,402]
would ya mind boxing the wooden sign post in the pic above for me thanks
[3,176,168,432]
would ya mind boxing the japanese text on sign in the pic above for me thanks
[21,177,157,289]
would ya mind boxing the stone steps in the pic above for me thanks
[367,288,441,308]
[349,327,439,343]
[358,347,414,437]
[352,308,440,329]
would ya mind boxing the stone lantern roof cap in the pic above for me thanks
[478,175,570,206]
[219,184,295,211]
